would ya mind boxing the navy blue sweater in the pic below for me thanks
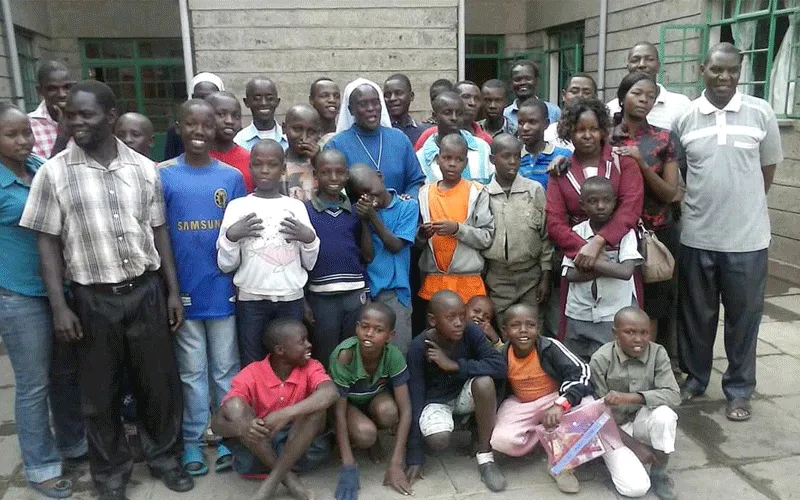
[305,197,366,293]
[406,323,506,466]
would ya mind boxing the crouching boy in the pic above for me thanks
[489,304,593,494]
[406,291,507,493]
[211,319,338,500]
[590,307,680,500]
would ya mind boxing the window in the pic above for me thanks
[548,23,585,106]
[80,38,186,159]
[16,30,39,112]
[465,35,506,86]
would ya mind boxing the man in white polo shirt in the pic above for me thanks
[606,42,692,131]
[674,43,783,422]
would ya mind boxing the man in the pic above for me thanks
[309,77,341,136]
[28,60,75,158]
[20,80,194,500]
[543,72,597,150]
[675,43,783,422]
[606,42,692,131]
[384,73,430,145]
[164,72,225,160]
[414,81,494,150]
[234,76,288,151]
[504,61,560,133]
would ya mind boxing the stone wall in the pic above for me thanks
[769,123,800,284]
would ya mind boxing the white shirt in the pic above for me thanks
[606,84,692,131]
[543,122,574,151]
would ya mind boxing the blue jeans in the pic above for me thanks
[0,288,86,483]
[236,299,304,367]
[174,317,240,445]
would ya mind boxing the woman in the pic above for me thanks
[609,72,680,343]
[545,98,644,340]
[0,103,74,498]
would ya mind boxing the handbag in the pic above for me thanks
[638,221,675,283]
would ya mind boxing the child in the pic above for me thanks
[211,319,338,500]
[418,133,494,305]
[416,91,494,184]
[234,76,288,151]
[590,307,680,500]
[159,99,246,476]
[516,98,572,190]
[562,176,643,361]
[477,79,512,137]
[284,104,322,201]
[406,291,507,492]
[330,303,413,499]
[483,134,553,322]
[207,90,253,192]
[114,112,154,157]
[490,304,593,494]
[309,77,340,136]
[347,164,418,354]
[305,150,371,366]
[217,139,320,367]
[466,295,502,349]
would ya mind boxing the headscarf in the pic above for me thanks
[335,78,392,133]
[190,72,225,93]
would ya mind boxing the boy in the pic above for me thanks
[159,99,246,476]
[483,134,553,322]
[416,92,493,184]
[165,72,225,160]
[590,307,680,500]
[384,73,430,145]
[284,104,322,201]
[305,150,370,366]
[423,78,454,124]
[207,90,253,192]
[234,76,288,151]
[563,176,643,361]
[330,303,413,500]
[466,295,502,349]
[114,112,154,157]
[517,98,572,190]
[477,79,512,137]
[347,165,418,354]
[218,139,320,367]
[211,319,338,500]
[29,60,75,158]
[490,304,593,494]
[309,77,340,136]
[418,133,494,304]
[406,291,507,492]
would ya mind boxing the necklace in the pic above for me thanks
[355,129,383,171]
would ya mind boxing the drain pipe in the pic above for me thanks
[458,0,465,81]
[597,0,609,101]
[1,0,25,109]
[178,0,194,97]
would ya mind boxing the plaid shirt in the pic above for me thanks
[20,139,166,285]
[28,100,59,158]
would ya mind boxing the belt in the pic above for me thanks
[82,272,155,296]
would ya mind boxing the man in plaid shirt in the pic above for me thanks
[28,60,74,158]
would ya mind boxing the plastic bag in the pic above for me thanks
[535,398,622,475]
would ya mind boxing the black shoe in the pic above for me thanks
[151,467,195,493]
[99,487,129,500]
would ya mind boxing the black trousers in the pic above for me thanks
[677,245,767,401]
[71,272,183,491]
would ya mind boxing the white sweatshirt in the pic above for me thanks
[217,194,319,300]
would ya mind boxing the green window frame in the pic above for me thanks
[548,23,585,106]
[465,35,506,82]
[658,24,709,98]
[16,30,39,112]
[80,38,186,160]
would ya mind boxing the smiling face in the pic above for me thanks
[623,78,657,121]
[503,306,539,357]
[571,110,604,157]
[314,155,348,198]
[0,108,35,165]
[250,142,286,192]
[178,103,216,157]
[614,309,651,358]
[350,85,382,131]
[511,64,537,100]
[702,49,742,107]
[466,296,494,325]
[383,78,413,120]
[209,94,242,145]
[38,69,75,117]
[310,80,341,122]
[276,325,314,366]
[355,307,394,356]
[65,90,116,149]
[516,104,548,148]
[244,79,280,127]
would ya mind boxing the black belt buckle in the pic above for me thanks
[110,282,134,295]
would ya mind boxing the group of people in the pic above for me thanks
[0,37,782,500]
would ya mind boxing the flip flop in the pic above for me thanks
[726,398,752,422]
[215,443,233,473]
[30,478,73,499]
[181,444,209,476]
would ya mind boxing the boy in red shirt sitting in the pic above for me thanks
[211,319,338,500]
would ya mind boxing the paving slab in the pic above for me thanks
[0,357,12,390]
[768,395,800,422]
[670,467,771,499]
[0,389,13,423]
[757,321,800,357]
[712,335,781,360]
[751,355,800,397]
[0,437,21,477]
[669,428,711,471]
[740,455,800,500]
[766,295,800,314]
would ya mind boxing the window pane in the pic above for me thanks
[721,0,736,19]
[738,0,770,14]
[487,38,498,55]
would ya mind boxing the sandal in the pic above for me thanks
[181,444,209,476]
[30,477,73,499]
[214,443,233,473]
[725,398,752,422]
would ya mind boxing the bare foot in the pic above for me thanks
[368,439,386,463]
[284,473,315,500]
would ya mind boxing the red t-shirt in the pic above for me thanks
[211,145,253,193]
[222,355,331,418]
[414,122,494,151]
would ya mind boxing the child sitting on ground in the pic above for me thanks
[330,303,413,500]
[562,176,643,361]
[489,303,593,494]
[417,133,494,306]
[284,104,322,201]
[590,307,680,500]
[207,91,253,192]
[114,112,154,157]
[483,134,552,324]
[406,290,507,493]
[211,319,338,500]
[466,295,502,349]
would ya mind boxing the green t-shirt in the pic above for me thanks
[329,336,410,405]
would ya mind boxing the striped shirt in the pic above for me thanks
[416,129,494,185]
[19,139,166,285]
[28,100,59,158]
[674,91,783,252]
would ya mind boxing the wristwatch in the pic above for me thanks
[554,396,572,412]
